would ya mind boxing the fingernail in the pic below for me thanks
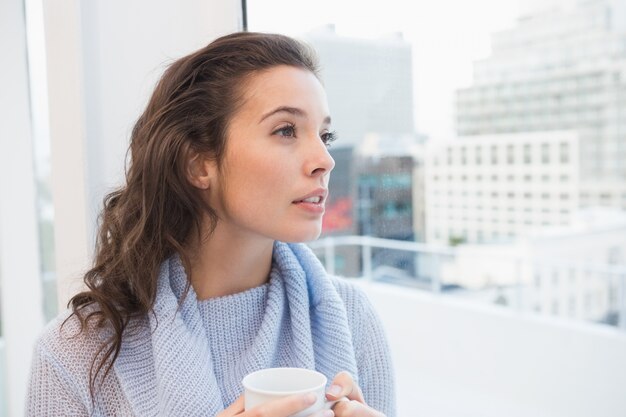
[327,384,342,396]
[304,393,317,405]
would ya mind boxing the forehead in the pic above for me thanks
[237,65,329,120]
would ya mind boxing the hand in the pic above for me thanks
[218,393,333,417]
[325,372,386,417]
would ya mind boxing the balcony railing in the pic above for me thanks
[308,235,626,331]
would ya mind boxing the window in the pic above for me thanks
[524,144,532,164]
[506,144,515,164]
[490,145,498,164]
[560,142,570,163]
[541,143,550,164]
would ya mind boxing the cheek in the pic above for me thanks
[226,158,288,211]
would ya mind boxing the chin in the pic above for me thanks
[278,225,322,243]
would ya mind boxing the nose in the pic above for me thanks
[306,137,335,177]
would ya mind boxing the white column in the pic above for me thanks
[43,0,92,311]
[43,0,243,309]
[0,0,46,415]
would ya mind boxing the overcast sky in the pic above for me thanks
[248,0,521,139]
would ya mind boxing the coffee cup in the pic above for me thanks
[242,367,345,417]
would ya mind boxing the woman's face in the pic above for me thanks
[207,65,335,243]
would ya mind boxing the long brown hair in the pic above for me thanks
[67,31,319,397]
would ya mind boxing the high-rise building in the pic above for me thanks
[303,25,415,147]
[307,25,418,237]
[304,26,421,276]
[455,0,626,208]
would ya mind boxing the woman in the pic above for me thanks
[28,32,395,417]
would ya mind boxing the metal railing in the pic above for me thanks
[308,235,626,330]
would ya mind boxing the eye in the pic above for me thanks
[273,123,296,138]
[321,130,338,147]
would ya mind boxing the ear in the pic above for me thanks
[186,151,215,190]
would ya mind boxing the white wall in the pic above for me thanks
[0,0,46,415]
[43,0,242,308]
[357,280,626,417]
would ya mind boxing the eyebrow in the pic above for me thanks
[259,106,331,125]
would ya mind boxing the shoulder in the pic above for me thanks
[37,305,106,348]
[34,308,107,376]
[30,308,108,409]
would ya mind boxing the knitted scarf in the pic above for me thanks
[112,242,358,416]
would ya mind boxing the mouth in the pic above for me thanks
[293,195,323,204]
[292,188,328,206]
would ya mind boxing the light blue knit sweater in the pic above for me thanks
[27,242,396,416]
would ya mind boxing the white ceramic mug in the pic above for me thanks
[242,367,345,417]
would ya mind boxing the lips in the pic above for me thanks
[292,188,328,205]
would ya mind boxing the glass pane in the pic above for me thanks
[248,1,626,414]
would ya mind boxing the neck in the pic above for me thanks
[186,222,274,300]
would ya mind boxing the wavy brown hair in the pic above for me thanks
[66,31,319,397]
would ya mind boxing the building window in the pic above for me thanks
[506,144,515,164]
[490,145,498,164]
[560,142,569,163]
[524,144,532,164]
[541,143,550,164]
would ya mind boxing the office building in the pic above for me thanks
[455,0,626,208]
[425,131,579,245]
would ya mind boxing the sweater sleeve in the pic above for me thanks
[27,341,89,417]
[332,277,397,417]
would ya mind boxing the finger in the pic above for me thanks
[325,371,366,403]
[333,400,385,417]
[246,393,317,417]
[221,395,245,416]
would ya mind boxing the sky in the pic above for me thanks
[247,0,521,140]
